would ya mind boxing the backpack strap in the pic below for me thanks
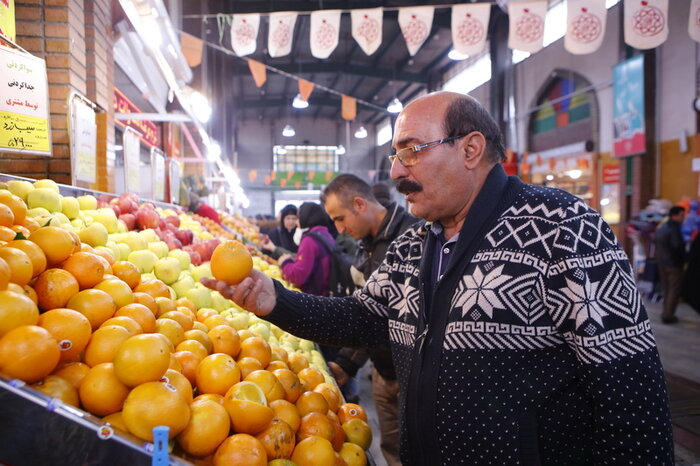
[306,231,336,255]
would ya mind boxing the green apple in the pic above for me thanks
[61,196,80,219]
[77,195,97,210]
[117,232,147,252]
[191,263,213,283]
[185,285,212,309]
[128,249,159,273]
[167,249,191,270]
[93,208,119,234]
[104,241,121,262]
[139,229,159,243]
[7,180,34,201]
[27,188,62,213]
[116,242,131,261]
[154,257,182,285]
[116,220,128,233]
[95,246,116,263]
[248,322,271,341]
[210,291,232,312]
[79,221,108,247]
[27,207,51,218]
[33,179,59,192]
[70,218,85,229]
[226,311,251,330]
[141,272,156,281]
[171,274,196,299]
[280,334,300,351]
[147,241,169,259]
[299,339,315,352]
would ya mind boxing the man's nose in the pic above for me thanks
[389,158,408,180]
[335,221,346,234]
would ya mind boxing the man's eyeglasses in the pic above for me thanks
[388,134,467,167]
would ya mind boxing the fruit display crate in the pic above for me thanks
[0,375,192,465]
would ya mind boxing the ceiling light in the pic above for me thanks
[207,141,221,161]
[277,146,288,155]
[545,174,554,181]
[292,94,309,109]
[336,145,346,155]
[282,124,295,137]
[354,126,367,139]
[186,89,211,123]
[567,169,583,179]
[448,49,469,60]
[387,97,403,113]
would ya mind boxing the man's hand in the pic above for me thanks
[200,269,277,316]
[327,361,349,387]
[278,253,293,264]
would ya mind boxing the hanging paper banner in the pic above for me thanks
[565,0,607,55]
[247,59,267,87]
[298,79,314,101]
[398,6,434,56]
[451,4,490,56]
[268,12,298,58]
[0,0,16,43]
[248,169,258,183]
[310,10,341,59]
[351,8,383,56]
[180,32,203,67]
[508,1,547,54]
[624,0,668,50]
[231,14,260,57]
[341,95,356,121]
[690,0,700,42]
[613,55,646,157]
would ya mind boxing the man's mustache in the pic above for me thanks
[396,179,423,195]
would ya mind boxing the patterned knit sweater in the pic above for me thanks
[267,165,674,465]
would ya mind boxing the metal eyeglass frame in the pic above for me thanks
[388,134,467,167]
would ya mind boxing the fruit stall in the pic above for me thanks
[0,175,373,466]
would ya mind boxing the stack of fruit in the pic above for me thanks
[0,179,371,465]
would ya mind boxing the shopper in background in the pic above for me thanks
[655,205,687,323]
[261,204,299,259]
[188,191,222,225]
[321,173,417,466]
[371,182,393,209]
[203,91,673,464]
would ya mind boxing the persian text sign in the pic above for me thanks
[69,95,97,184]
[114,87,159,147]
[0,45,50,155]
[613,55,645,157]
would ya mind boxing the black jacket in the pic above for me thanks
[655,219,685,268]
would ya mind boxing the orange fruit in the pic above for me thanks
[203,314,229,330]
[0,203,14,227]
[267,360,289,372]
[208,325,241,358]
[197,308,218,323]
[337,403,368,424]
[169,352,183,371]
[341,418,372,450]
[238,336,271,368]
[177,399,231,457]
[0,325,60,383]
[31,374,79,406]
[339,442,367,466]
[328,414,345,452]
[132,291,158,316]
[156,318,185,346]
[0,289,39,337]
[0,256,10,290]
[237,356,265,379]
[0,191,27,224]
[162,310,194,332]
[67,230,82,254]
[154,296,176,317]
[245,369,286,403]
[111,261,141,289]
[314,383,342,414]
[83,325,132,367]
[194,393,225,405]
[270,399,302,433]
[61,252,105,289]
[15,283,38,305]
[122,380,191,441]
[113,333,171,387]
[95,278,133,309]
[102,411,128,432]
[66,288,116,329]
[114,303,156,333]
[34,268,80,311]
[175,297,197,315]
[37,308,91,361]
[223,381,274,435]
[271,346,289,364]
[133,278,170,299]
[176,339,209,360]
[173,350,201,385]
[79,362,131,416]
[257,418,296,460]
[0,226,16,242]
[214,433,267,466]
[296,391,329,417]
[29,226,79,265]
[92,247,115,266]
[297,412,334,443]
[183,328,212,352]
[177,305,196,321]
[160,368,193,404]
[291,436,336,466]
[191,321,209,333]
[19,216,40,233]
[196,353,241,395]
[273,368,304,404]
[52,361,90,388]
[11,224,31,238]
[0,246,33,286]
[210,240,253,285]
[298,367,325,392]
[287,353,310,374]
[99,316,143,335]
[5,239,46,277]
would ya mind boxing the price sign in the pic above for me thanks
[123,127,141,193]
[69,93,97,184]
[151,147,165,201]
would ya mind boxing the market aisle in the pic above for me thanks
[356,362,388,466]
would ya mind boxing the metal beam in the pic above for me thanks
[228,61,426,83]
[115,113,192,122]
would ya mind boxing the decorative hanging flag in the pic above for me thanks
[507,1,548,54]
[351,8,383,56]
[247,59,267,87]
[310,10,341,59]
[689,0,700,42]
[624,0,669,50]
[451,4,490,57]
[298,80,314,101]
[398,7,434,56]
[341,95,357,121]
[180,33,203,67]
[231,14,260,57]
[565,0,607,55]
[268,12,298,58]
[248,170,258,183]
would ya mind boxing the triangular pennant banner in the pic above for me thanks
[310,10,341,59]
[247,59,267,87]
[231,14,260,57]
[624,0,669,50]
[180,33,203,68]
[298,80,314,101]
[451,4,490,57]
[398,7,434,56]
[268,12,298,58]
[565,0,607,55]
[248,169,258,183]
[690,0,700,42]
[341,95,357,121]
[508,1,548,54]
[351,8,383,56]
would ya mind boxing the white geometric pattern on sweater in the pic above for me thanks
[389,319,416,346]
[452,263,511,318]
[597,262,641,323]
[561,272,608,329]
[562,321,657,364]
[486,218,557,256]
[499,271,547,324]
[397,281,420,319]
[443,320,564,350]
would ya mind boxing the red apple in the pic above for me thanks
[117,196,138,215]
[119,213,136,230]
[192,241,210,262]
[108,204,121,217]
[174,229,193,246]
[165,238,183,251]
[187,250,202,266]
[164,216,181,228]
[135,208,160,230]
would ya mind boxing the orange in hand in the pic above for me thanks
[210,240,253,285]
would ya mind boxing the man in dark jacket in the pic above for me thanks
[204,91,674,464]
[321,173,416,466]
[655,205,686,323]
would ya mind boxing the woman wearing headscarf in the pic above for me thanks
[262,204,299,258]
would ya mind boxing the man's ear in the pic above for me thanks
[463,132,487,169]
[352,196,367,212]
